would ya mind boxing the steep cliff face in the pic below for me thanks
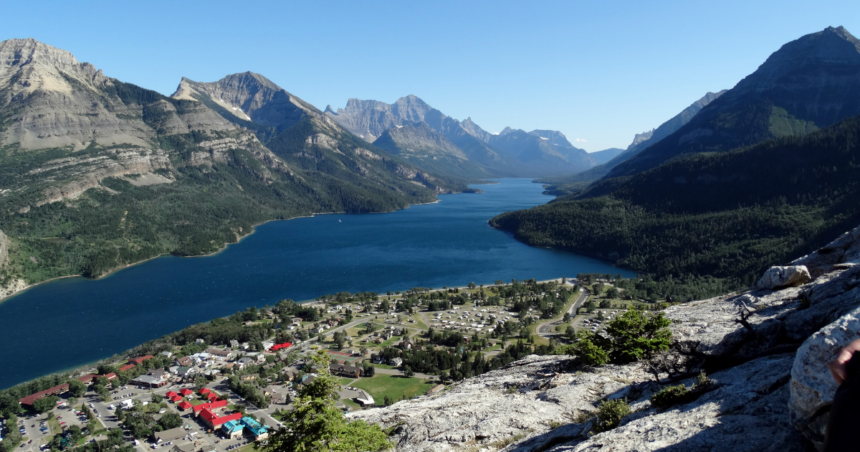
[0,38,145,149]
[349,225,860,451]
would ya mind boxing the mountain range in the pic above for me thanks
[492,26,860,292]
[0,39,470,293]
[325,95,601,177]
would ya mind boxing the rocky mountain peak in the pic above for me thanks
[0,38,110,97]
[0,38,81,73]
[172,72,319,130]
[735,26,860,92]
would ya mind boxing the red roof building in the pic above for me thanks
[192,399,227,415]
[207,393,219,401]
[199,388,211,395]
[170,396,183,403]
[270,342,292,351]
[177,401,193,411]
[129,355,154,365]
[76,374,97,384]
[199,409,242,428]
[119,364,136,372]
[166,391,178,398]
[18,384,70,406]
[180,388,193,396]
[104,373,118,380]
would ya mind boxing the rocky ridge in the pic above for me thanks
[173,72,319,131]
[349,224,860,451]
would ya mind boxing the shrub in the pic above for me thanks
[696,371,713,388]
[572,338,609,366]
[593,399,631,432]
[650,385,694,409]
[571,310,672,366]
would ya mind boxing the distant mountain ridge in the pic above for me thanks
[326,95,597,177]
[587,148,624,165]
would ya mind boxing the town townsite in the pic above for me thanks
[0,276,621,452]
[3,3,860,451]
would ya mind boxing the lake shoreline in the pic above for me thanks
[0,198,448,305]
[0,275,575,391]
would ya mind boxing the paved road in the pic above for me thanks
[536,286,590,337]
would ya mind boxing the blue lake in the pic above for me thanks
[0,179,633,390]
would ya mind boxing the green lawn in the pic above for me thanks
[409,314,428,331]
[341,399,362,412]
[351,375,434,404]
[189,399,206,406]
[338,377,356,386]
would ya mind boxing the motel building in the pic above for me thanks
[220,417,269,441]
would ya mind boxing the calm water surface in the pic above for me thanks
[0,179,633,389]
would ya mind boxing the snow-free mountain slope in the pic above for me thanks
[608,26,860,178]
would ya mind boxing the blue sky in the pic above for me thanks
[4,0,858,151]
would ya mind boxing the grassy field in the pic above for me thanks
[338,377,357,386]
[409,314,428,330]
[351,375,434,403]
[346,327,362,337]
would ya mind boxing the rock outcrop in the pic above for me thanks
[790,305,860,448]
[793,224,860,277]
[756,265,812,290]
[348,223,860,451]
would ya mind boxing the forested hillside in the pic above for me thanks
[491,115,860,298]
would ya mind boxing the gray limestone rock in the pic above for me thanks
[793,224,860,278]
[790,304,860,447]
[756,265,812,290]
